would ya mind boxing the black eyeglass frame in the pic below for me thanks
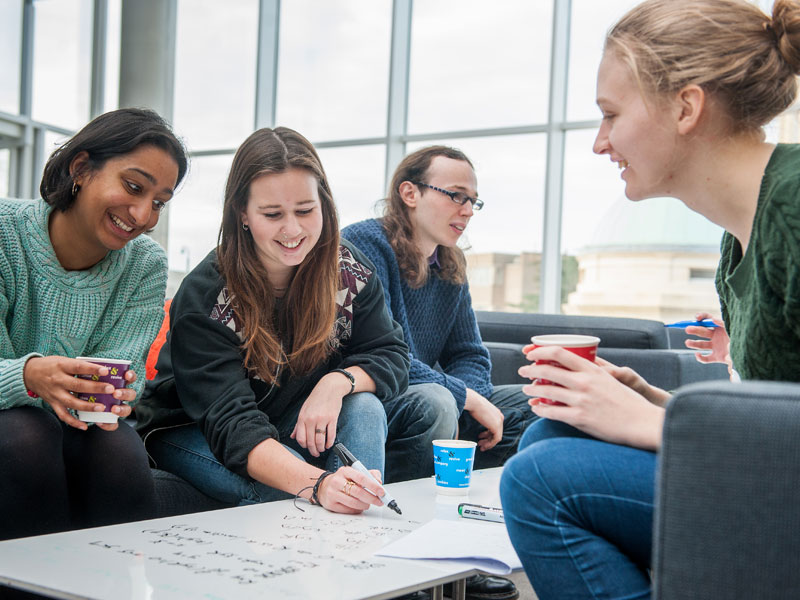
[414,182,484,211]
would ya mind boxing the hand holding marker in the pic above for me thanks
[333,442,402,514]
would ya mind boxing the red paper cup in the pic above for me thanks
[525,334,600,405]
[75,357,131,423]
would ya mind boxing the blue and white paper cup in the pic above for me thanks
[433,439,477,495]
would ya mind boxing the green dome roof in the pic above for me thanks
[582,196,723,252]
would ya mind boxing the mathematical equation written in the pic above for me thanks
[87,513,423,585]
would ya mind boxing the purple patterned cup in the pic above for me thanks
[75,357,131,423]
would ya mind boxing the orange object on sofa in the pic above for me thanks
[146,299,171,381]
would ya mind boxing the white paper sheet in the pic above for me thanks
[375,518,522,575]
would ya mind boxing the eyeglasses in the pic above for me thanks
[414,182,484,211]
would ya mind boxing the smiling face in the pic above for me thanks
[405,155,478,257]
[593,52,683,201]
[54,144,179,269]
[240,168,323,287]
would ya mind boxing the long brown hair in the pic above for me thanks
[607,0,800,132]
[217,127,339,383]
[381,145,473,288]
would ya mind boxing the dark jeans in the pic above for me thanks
[383,383,536,483]
[500,419,655,600]
[0,406,156,541]
[459,383,536,470]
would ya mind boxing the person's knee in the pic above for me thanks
[0,407,62,468]
[338,392,388,442]
[413,384,458,437]
[517,416,579,451]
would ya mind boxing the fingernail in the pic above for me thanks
[94,404,106,411]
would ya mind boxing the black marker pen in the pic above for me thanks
[333,442,402,514]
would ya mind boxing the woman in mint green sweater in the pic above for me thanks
[0,108,187,540]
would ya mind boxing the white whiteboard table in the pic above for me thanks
[0,468,508,600]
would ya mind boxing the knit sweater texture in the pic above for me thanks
[716,143,800,382]
[0,198,168,410]
[342,218,492,414]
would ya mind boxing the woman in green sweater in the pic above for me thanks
[501,0,800,598]
[0,108,188,540]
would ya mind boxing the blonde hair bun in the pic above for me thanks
[772,0,800,74]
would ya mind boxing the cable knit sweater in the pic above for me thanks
[716,144,800,382]
[342,218,492,414]
[0,198,168,410]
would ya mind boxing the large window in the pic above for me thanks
[174,0,259,151]
[32,0,93,130]
[0,3,23,115]
[6,0,790,319]
[408,1,551,133]
[276,0,392,142]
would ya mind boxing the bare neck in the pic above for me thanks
[48,210,106,271]
[674,136,774,254]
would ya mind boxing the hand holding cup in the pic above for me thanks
[23,356,134,430]
[521,334,600,405]
[74,357,132,425]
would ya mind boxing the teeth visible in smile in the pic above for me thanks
[110,214,133,232]
[280,239,301,249]
[618,160,629,170]
[453,225,464,232]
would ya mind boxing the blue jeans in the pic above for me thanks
[383,383,458,483]
[500,419,655,600]
[383,383,536,482]
[146,392,388,506]
[459,383,536,470]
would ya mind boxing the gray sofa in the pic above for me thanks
[150,310,730,518]
[654,381,800,599]
[476,311,729,391]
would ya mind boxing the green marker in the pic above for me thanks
[458,503,504,523]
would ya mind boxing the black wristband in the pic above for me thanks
[310,470,335,506]
[330,368,355,395]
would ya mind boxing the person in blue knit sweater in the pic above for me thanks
[344,146,533,600]
[0,108,188,541]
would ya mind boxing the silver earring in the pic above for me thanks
[242,222,249,231]
[71,181,79,197]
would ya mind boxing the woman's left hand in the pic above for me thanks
[291,373,349,457]
[519,346,665,451]
[96,369,137,432]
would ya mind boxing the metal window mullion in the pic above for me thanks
[540,0,571,314]
[29,126,46,198]
[90,0,108,118]
[384,0,412,189]
[16,0,35,199]
[255,0,280,129]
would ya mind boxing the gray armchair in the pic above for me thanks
[653,381,800,599]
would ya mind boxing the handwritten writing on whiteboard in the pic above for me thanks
[86,514,422,585]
